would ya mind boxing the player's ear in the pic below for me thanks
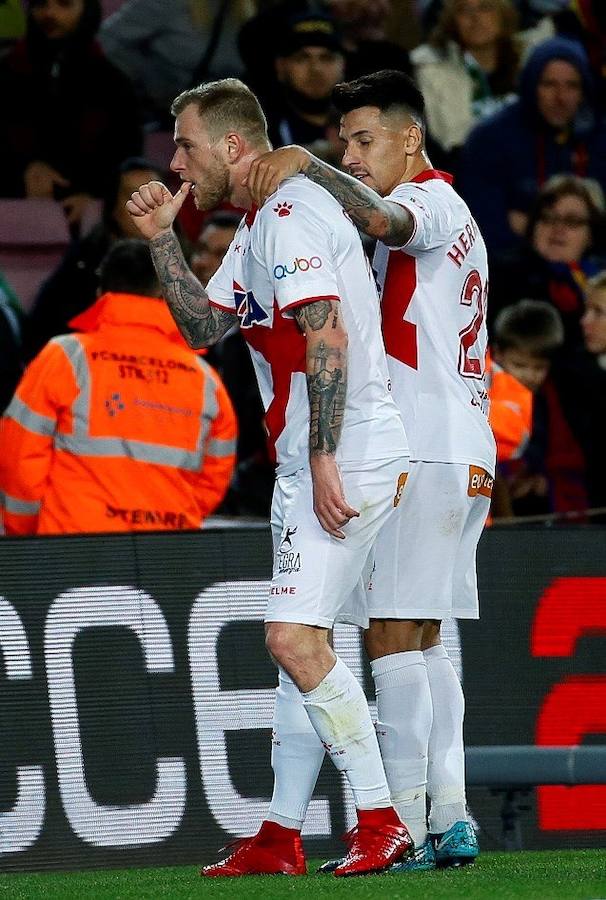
[404,124,423,155]
[225,132,246,164]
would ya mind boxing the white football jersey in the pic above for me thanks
[373,170,496,473]
[207,176,408,476]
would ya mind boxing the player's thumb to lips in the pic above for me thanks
[178,181,192,197]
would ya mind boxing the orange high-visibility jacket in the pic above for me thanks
[486,352,533,463]
[0,292,237,535]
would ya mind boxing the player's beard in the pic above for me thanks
[192,160,231,211]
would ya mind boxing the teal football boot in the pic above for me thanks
[388,838,436,872]
[434,821,479,867]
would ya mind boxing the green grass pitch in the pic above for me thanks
[1,851,605,899]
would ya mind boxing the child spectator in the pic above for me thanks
[491,298,588,517]
[485,349,533,519]
[486,350,533,464]
[582,270,606,359]
[553,271,606,517]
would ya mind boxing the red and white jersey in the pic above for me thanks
[207,176,408,476]
[373,170,496,473]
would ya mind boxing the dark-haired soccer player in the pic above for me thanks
[247,69,496,871]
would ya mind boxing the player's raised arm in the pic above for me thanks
[246,147,415,247]
[126,180,235,348]
[292,298,359,539]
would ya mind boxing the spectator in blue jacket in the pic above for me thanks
[458,37,606,255]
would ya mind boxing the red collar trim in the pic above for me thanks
[245,205,258,227]
[411,169,454,185]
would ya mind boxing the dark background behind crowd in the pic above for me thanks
[1,0,605,532]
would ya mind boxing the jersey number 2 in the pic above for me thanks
[458,269,487,379]
[382,257,487,375]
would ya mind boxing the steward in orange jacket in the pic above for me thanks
[0,239,237,535]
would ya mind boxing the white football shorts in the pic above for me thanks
[265,456,409,629]
[363,460,493,622]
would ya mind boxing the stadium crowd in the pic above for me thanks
[1,0,606,533]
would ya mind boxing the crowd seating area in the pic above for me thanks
[1,0,606,526]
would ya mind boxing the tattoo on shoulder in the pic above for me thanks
[149,231,235,348]
[306,157,414,246]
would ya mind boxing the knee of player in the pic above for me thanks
[364,618,425,659]
[420,619,442,651]
[265,622,297,667]
[265,622,319,669]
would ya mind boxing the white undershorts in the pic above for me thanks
[351,460,492,624]
[265,456,410,629]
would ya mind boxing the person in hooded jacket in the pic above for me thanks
[0,0,142,226]
[0,239,237,536]
[458,36,606,255]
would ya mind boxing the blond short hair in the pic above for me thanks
[171,78,269,147]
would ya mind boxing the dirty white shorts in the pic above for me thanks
[265,456,409,629]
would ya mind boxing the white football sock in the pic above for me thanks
[371,651,432,847]
[424,644,468,834]
[267,668,325,830]
[302,656,391,809]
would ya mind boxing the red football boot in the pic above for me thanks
[200,820,307,877]
[333,807,413,877]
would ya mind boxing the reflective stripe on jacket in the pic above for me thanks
[0,292,237,534]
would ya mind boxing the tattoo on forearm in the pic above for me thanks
[150,231,234,347]
[294,300,347,455]
[307,340,346,454]
[306,157,414,246]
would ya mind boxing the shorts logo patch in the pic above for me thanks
[393,472,408,507]
[468,465,493,498]
[278,525,301,574]
[279,526,297,552]
[278,552,301,574]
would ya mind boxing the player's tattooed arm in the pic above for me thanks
[246,147,412,246]
[293,298,358,538]
[304,155,415,247]
[293,299,347,456]
[149,230,235,348]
